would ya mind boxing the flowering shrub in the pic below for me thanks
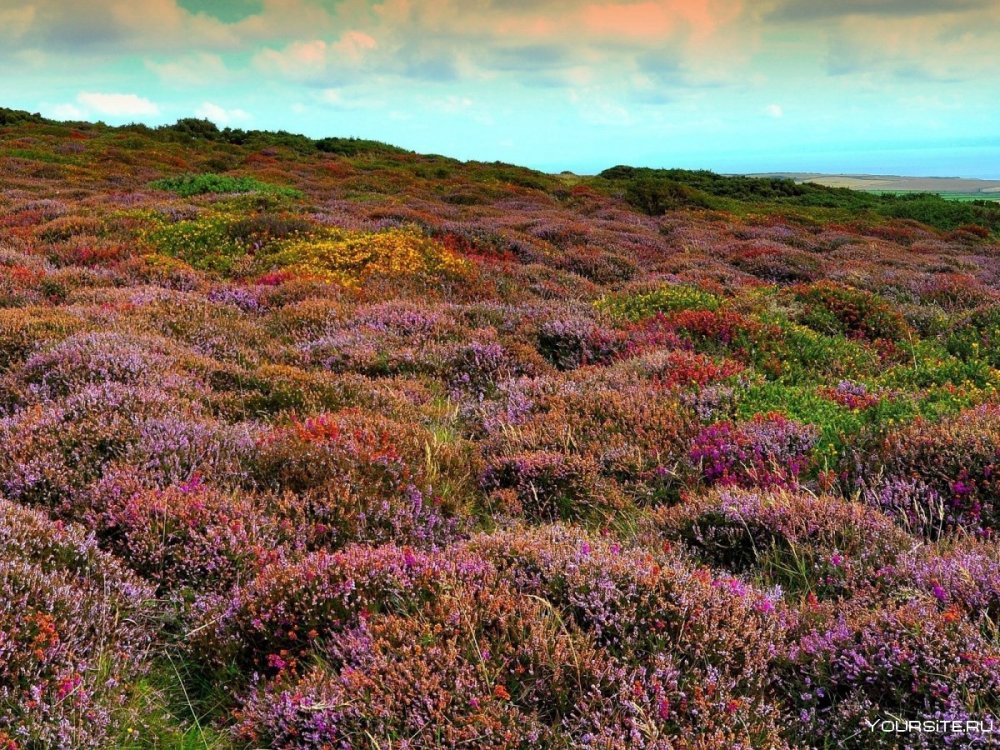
[0,499,152,748]
[897,539,1000,631]
[99,481,287,592]
[728,244,821,283]
[631,308,777,361]
[449,340,520,397]
[861,477,950,540]
[2,113,1000,747]
[143,211,259,275]
[780,601,999,748]
[192,544,495,672]
[655,488,910,599]
[876,404,1000,534]
[817,379,880,410]
[479,379,698,505]
[0,307,86,372]
[627,349,744,391]
[469,526,789,745]
[271,227,470,287]
[0,383,187,516]
[537,317,625,370]
[790,281,910,341]
[253,410,462,547]
[946,304,1000,368]
[689,413,819,489]
[14,331,181,399]
[481,451,605,520]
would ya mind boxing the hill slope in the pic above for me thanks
[2,111,999,748]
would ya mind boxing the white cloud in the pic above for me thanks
[438,95,474,113]
[195,101,251,125]
[51,103,86,120]
[318,88,346,105]
[77,92,161,117]
[312,88,387,111]
[569,88,633,126]
[765,103,784,118]
[147,53,229,86]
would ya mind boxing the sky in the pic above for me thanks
[1,0,998,177]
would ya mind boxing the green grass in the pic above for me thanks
[2,147,80,165]
[150,173,303,199]
[111,656,236,750]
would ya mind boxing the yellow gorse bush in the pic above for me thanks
[137,208,469,286]
[273,227,469,287]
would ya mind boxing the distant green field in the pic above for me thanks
[865,190,1000,203]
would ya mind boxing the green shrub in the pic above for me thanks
[149,173,303,199]
[596,284,721,322]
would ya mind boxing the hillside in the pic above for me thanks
[1,110,999,748]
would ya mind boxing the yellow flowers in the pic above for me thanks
[273,227,469,287]
[140,208,468,287]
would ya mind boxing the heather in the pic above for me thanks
[0,112,998,747]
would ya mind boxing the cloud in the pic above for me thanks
[301,88,389,112]
[76,92,161,117]
[764,103,784,118]
[229,0,339,42]
[335,31,379,63]
[821,10,1000,83]
[254,31,377,83]
[5,0,755,102]
[50,103,86,120]
[2,0,344,56]
[147,53,230,86]
[10,0,232,52]
[767,0,993,22]
[0,6,36,39]
[355,0,749,85]
[256,40,329,80]
[195,101,252,124]
[581,2,682,40]
[569,88,633,126]
[394,45,463,82]
[480,44,572,73]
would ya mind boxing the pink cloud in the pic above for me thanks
[334,31,377,63]
[254,31,377,81]
[582,2,678,39]
[581,0,741,40]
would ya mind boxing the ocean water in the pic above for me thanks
[804,146,1000,180]
[568,144,1000,181]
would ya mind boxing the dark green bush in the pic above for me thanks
[149,173,303,198]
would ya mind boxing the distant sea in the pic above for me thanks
[572,144,1000,181]
[808,145,1000,181]
[721,144,1000,181]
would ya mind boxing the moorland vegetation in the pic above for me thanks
[1,108,998,748]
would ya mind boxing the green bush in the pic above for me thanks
[149,173,303,199]
[596,284,721,322]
